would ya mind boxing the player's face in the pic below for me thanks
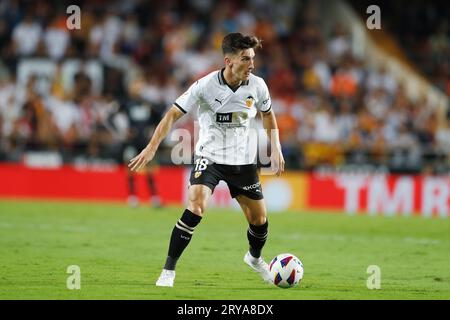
[230,48,255,82]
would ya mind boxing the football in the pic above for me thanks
[269,253,304,288]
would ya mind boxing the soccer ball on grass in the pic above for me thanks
[269,253,304,288]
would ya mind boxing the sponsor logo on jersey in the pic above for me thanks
[216,112,232,123]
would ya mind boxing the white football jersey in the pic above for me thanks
[174,69,272,165]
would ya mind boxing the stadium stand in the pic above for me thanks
[0,0,448,174]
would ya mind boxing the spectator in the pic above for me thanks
[43,14,69,61]
[0,0,446,174]
[12,12,42,56]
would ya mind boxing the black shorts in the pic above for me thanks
[189,157,264,200]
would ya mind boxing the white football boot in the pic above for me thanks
[244,251,273,284]
[155,269,175,287]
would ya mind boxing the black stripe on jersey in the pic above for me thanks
[217,70,224,85]
[261,105,272,113]
[174,102,187,114]
[219,68,248,92]
[219,68,226,85]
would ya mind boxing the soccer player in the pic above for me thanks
[123,99,163,208]
[128,33,285,287]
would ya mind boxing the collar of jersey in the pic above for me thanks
[218,68,249,92]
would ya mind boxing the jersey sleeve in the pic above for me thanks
[255,78,272,113]
[174,80,202,114]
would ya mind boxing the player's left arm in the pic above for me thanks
[261,110,285,176]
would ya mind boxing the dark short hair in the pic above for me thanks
[222,33,262,55]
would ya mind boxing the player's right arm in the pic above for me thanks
[129,78,203,171]
[128,106,184,172]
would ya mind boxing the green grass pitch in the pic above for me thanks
[0,199,449,300]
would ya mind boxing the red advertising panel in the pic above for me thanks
[0,163,185,204]
[307,172,450,217]
[1,164,448,217]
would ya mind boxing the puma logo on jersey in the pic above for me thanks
[215,98,223,105]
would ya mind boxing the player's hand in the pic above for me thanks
[270,147,285,176]
[128,147,155,172]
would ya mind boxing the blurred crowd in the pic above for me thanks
[349,0,449,98]
[0,0,449,173]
